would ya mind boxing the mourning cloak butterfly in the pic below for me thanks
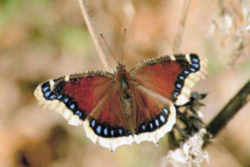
[34,53,207,151]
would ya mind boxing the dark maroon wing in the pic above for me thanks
[130,54,207,106]
[34,72,133,150]
[83,87,134,151]
[132,84,176,143]
[34,72,114,125]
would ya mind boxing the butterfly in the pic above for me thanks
[34,53,207,151]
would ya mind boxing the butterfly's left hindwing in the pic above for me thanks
[131,53,207,106]
[83,88,134,151]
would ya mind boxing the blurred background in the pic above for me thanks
[0,0,249,167]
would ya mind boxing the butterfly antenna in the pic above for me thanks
[99,33,119,65]
[77,0,113,71]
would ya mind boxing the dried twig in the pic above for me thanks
[77,0,112,71]
[206,79,250,138]
[172,0,191,53]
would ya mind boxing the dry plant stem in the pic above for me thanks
[206,79,250,138]
[172,0,191,53]
[77,0,112,71]
[174,80,250,149]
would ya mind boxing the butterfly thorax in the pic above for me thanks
[116,64,131,99]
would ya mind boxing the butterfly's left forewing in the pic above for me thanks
[34,72,113,126]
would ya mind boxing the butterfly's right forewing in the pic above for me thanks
[131,54,207,106]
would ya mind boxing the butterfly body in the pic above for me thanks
[34,53,207,150]
[116,64,134,114]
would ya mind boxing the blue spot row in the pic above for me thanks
[57,94,86,120]
[89,118,132,138]
[172,54,200,101]
[190,53,200,71]
[135,107,170,134]
[41,82,56,100]
[41,81,86,120]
